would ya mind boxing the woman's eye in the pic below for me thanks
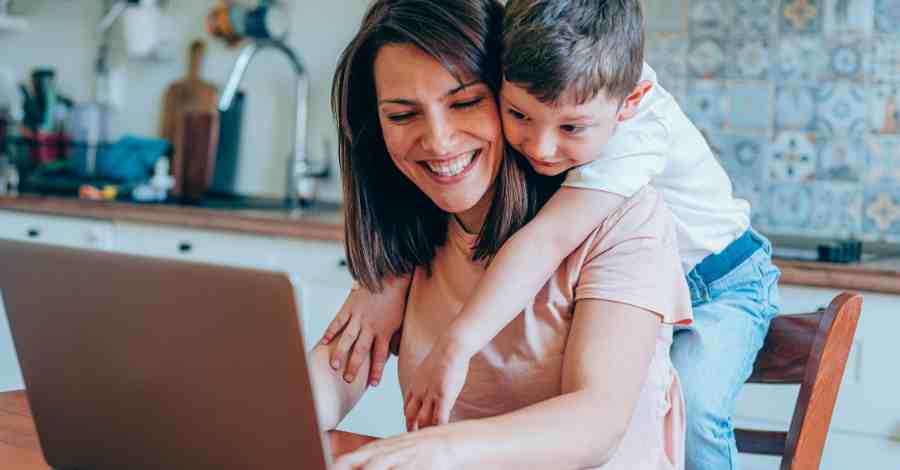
[386,112,415,123]
[561,124,586,135]
[507,108,527,120]
[452,97,483,109]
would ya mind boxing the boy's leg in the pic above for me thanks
[672,237,781,470]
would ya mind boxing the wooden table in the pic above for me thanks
[0,391,48,468]
[0,390,376,468]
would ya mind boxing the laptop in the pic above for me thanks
[0,239,332,469]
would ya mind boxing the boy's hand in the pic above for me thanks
[403,339,472,431]
[320,278,408,386]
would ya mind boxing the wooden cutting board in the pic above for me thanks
[161,39,219,195]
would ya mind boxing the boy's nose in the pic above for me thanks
[524,133,557,162]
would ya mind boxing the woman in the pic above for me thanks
[309,0,692,468]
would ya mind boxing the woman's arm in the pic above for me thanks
[452,299,661,468]
[308,341,372,430]
[335,299,661,469]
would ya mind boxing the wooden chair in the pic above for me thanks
[735,292,863,470]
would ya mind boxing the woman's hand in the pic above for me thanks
[403,339,472,431]
[328,430,380,460]
[320,275,410,386]
[331,427,460,470]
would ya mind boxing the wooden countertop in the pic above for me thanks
[0,391,46,468]
[2,194,899,295]
[0,390,373,468]
[0,194,344,242]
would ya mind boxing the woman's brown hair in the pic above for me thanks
[332,0,559,291]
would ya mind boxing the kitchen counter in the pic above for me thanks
[2,194,899,295]
[0,193,344,242]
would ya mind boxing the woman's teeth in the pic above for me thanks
[425,151,477,177]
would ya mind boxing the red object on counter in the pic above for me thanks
[22,128,68,165]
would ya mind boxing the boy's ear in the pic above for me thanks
[617,80,653,122]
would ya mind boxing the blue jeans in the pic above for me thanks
[672,229,781,470]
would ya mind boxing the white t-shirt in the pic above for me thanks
[563,63,750,271]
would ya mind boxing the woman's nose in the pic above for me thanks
[420,113,457,155]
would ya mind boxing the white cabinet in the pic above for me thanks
[0,210,114,250]
[113,221,277,271]
[0,291,23,392]
[272,238,353,287]
[735,285,900,470]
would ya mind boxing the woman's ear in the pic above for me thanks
[616,80,653,122]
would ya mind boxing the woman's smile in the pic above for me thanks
[419,149,482,183]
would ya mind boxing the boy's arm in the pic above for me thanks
[320,273,410,386]
[445,187,625,357]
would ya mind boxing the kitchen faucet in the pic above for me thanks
[219,39,324,208]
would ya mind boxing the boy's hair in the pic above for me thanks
[502,0,645,105]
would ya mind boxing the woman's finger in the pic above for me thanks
[404,394,423,432]
[368,337,391,386]
[331,316,361,371]
[434,396,451,426]
[415,396,435,430]
[345,329,375,383]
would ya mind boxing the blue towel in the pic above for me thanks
[71,135,169,182]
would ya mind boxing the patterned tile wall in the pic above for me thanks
[644,0,900,242]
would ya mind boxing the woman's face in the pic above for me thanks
[373,44,504,217]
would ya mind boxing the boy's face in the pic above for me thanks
[500,79,642,176]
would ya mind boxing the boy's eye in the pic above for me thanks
[506,108,527,121]
[561,124,587,135]
[452,97,484,109]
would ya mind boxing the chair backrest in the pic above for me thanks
[735,292,863,470]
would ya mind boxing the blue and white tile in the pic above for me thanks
[777,35,827,82]
[728,82,772,131]
[768,131,819,181]
[708,133,769,181]
[863,186,900,241]
[727,38,772,80]
[862,136,900,184]
[810,181,864,236]
[684,80,728,130]
[824,36,869,80]
[735,178,769,228]
[689,0,734,32]
[734,0,777,36]
[688,37,727,79]
[646,32,688,80]
[781,0,824,34]
[815,82,868,138]
[874,0,900,34]
[871,37,900,83]
[643,0,688,32]
[775,86,819,130]
[767,182,815,233]
[817,137,866,181]
[868,83,900,134]
[823,0,874,34]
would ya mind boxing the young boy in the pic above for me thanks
[321,1,780,468]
